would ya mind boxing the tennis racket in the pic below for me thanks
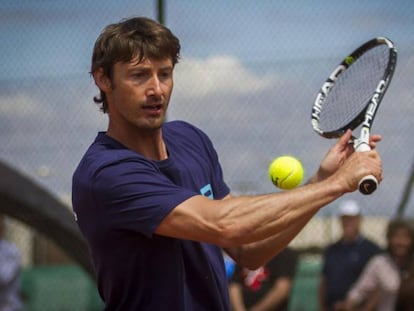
[311,37,397,195]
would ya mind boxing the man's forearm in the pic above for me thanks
[225,212,310,269]
[223,177,341,268]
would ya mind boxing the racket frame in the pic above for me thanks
[311,37,397,140]
[311,37,397,194]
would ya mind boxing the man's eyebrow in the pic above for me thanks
[127,66,150,73]
[159,66,174,71]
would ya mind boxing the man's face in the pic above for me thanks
[340,215,361,241]
[105,56,174,131]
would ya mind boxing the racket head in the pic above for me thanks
[311,37,397,138]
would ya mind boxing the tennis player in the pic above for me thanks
[72,16,383,310]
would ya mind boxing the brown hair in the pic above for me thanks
[90,17,181,113]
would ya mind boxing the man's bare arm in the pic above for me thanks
[155,131,382,268]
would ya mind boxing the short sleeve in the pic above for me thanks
[91,156,197,237]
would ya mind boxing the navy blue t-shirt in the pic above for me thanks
[72,121,231,310]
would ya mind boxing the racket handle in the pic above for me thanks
[358,175,378,195]
[355,141,378,195]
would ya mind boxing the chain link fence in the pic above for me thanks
[1,1,413,309]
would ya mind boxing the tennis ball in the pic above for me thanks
[268,156,304,190]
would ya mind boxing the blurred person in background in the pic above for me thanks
[395,249,414,311]
[319,200,381,311]
[229,247,298,311]
[0,214,22,311]
[335,218,414,311]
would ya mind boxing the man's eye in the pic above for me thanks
[160,71,172,79]
[133,72,145,78]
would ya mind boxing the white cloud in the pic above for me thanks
[173,55,278,98]
[0,93,49,118]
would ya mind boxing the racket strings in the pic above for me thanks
[318,45,390,132]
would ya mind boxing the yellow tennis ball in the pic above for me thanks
[268,156,304,190]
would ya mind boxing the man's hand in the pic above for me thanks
[330,147,382,193]
[311,130,382,185]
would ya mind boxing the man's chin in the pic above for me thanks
[141,117,166,130]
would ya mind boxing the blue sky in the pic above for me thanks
[1,0,414,216]
[1,0,413,80]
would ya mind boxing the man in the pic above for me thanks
[72,17,383,310]
[319,200,381,311]
[229,247,298,311]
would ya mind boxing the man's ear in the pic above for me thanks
[93,68,111,92]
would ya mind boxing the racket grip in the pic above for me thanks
[355,141,378,195]
[358,175,378,195]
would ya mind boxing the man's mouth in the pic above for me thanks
[143,103,162,111]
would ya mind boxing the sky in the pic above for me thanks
[2,0,413,80]
[1,0,414,217]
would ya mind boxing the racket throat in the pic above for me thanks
[354,128,371,152]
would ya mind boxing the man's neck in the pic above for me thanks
[106,125,168,161]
